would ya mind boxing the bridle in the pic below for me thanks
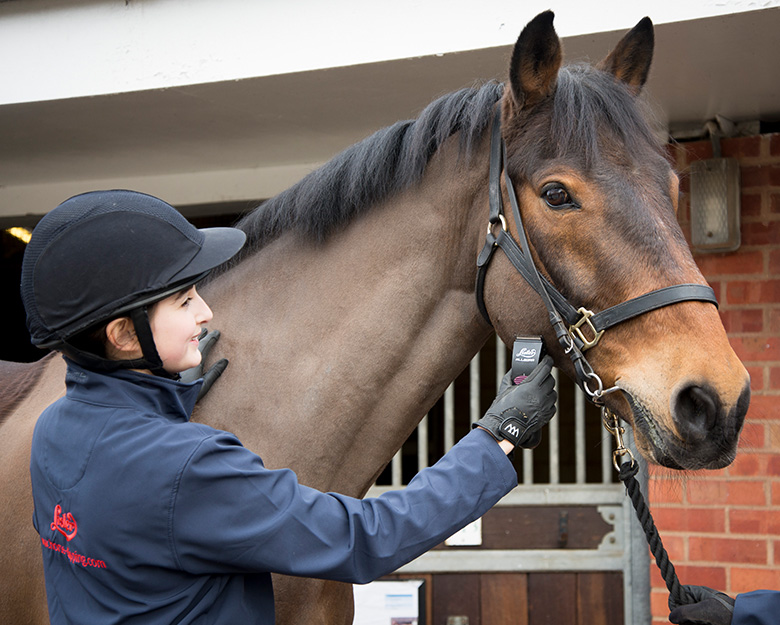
[475,109,718,405]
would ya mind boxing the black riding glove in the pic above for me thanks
[669,586,735,625]
[179,328,229,402]
[473,355,557,448]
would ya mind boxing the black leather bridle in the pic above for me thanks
[476,109,718,404]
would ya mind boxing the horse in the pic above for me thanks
[0,11,750,625]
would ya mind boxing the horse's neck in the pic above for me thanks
[199,143,492,496]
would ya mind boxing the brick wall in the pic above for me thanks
[649,133,780,621]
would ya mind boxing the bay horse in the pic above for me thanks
[0,11,750,625]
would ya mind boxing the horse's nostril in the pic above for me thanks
[674,384,720,444]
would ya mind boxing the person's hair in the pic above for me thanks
[66,321,112,358]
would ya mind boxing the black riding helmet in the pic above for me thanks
[20,190,246,377]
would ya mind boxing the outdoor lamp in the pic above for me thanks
[689,122,741,253]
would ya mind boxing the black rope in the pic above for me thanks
[618,460,693,610]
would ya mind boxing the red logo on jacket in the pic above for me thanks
[51,505,78,541]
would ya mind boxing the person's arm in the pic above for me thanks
[170,356,556,582]
[170,427,516,583]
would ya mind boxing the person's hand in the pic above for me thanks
[473,355,556,448]
[669,585,734,625]
[179,328,229,401]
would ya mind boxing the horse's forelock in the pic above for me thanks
[506,64,664,176]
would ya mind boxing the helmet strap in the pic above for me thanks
[128,306,178,379]
[57,306,178,380]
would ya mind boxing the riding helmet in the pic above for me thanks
[20,189,246,374]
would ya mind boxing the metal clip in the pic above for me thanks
[602,408,635,471]
[486,213,508,237]
[569,307,605,351]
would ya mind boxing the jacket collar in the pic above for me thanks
[63,357,202,422]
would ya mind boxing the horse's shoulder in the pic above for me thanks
[0,352,56,424]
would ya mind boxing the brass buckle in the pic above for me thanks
[569,307,604,351]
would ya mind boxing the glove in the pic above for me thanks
[473,355,556,448]
[669,586,734,625]
[179,328,229,402]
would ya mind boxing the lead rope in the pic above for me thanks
[604,409,692,610]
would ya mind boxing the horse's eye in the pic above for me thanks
[542,185,577,210]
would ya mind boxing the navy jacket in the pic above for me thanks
[31,360,517,624]
[733,590,780,625]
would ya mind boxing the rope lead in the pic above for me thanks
[617,460,693,610]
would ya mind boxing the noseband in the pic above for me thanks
[476,109,718,404]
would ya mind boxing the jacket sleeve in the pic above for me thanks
[170,427,517,583]
[732,590,780,625]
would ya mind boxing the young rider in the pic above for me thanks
[21,189,558,624]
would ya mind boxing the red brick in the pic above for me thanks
[728,453,765,477]
[689,537,767,564]
[770,367,780,390]
[719,309,763,333]
[653,506,726,533]
[726,280,780,305]
[747,366,765,392]
[770,250,780,274]
[746,395,780,421]
[648,478,685,504]
[771,193,780,215]
[696,250,764,276]
[653,535,686,562]
[652,565,726,590]
[742,193,763,218]
[722,136,761,159]
[738,422,765,450]
[730,509,780,535]
[683,141,714,164]
[687,480,766,506]
[772,482,780,505]
[775,539,780,564]
[770,309,780,334]
[731,567,780,593]
[770,134,780,156]
[650,588,671,620]
[742,165,780,189]
[730,337,780,363]
[740,220,780,246]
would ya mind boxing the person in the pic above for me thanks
[669,585,780,625]
[21,189,558,625]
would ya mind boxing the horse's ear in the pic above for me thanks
[598,17,654,94]
[508,11,562,110]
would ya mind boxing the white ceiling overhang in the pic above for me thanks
[1,1,779,219]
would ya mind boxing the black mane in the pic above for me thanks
[231,82,504,261]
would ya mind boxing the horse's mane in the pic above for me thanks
[228,82,504,263]
[224,63,665,269]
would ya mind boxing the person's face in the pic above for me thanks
[148,286,213,374]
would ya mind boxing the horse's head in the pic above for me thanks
[483,11,750,470]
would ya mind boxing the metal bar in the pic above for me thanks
[417,414,429,472]
[495,338,506,392]
[444,383,455,452]
[575,384,586,484]
[602,407,612,484]
[523,447,534,484]
[548,368,560,484]
[391,448,402,488]
[397,549,625,573]
[469,353,480,425]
